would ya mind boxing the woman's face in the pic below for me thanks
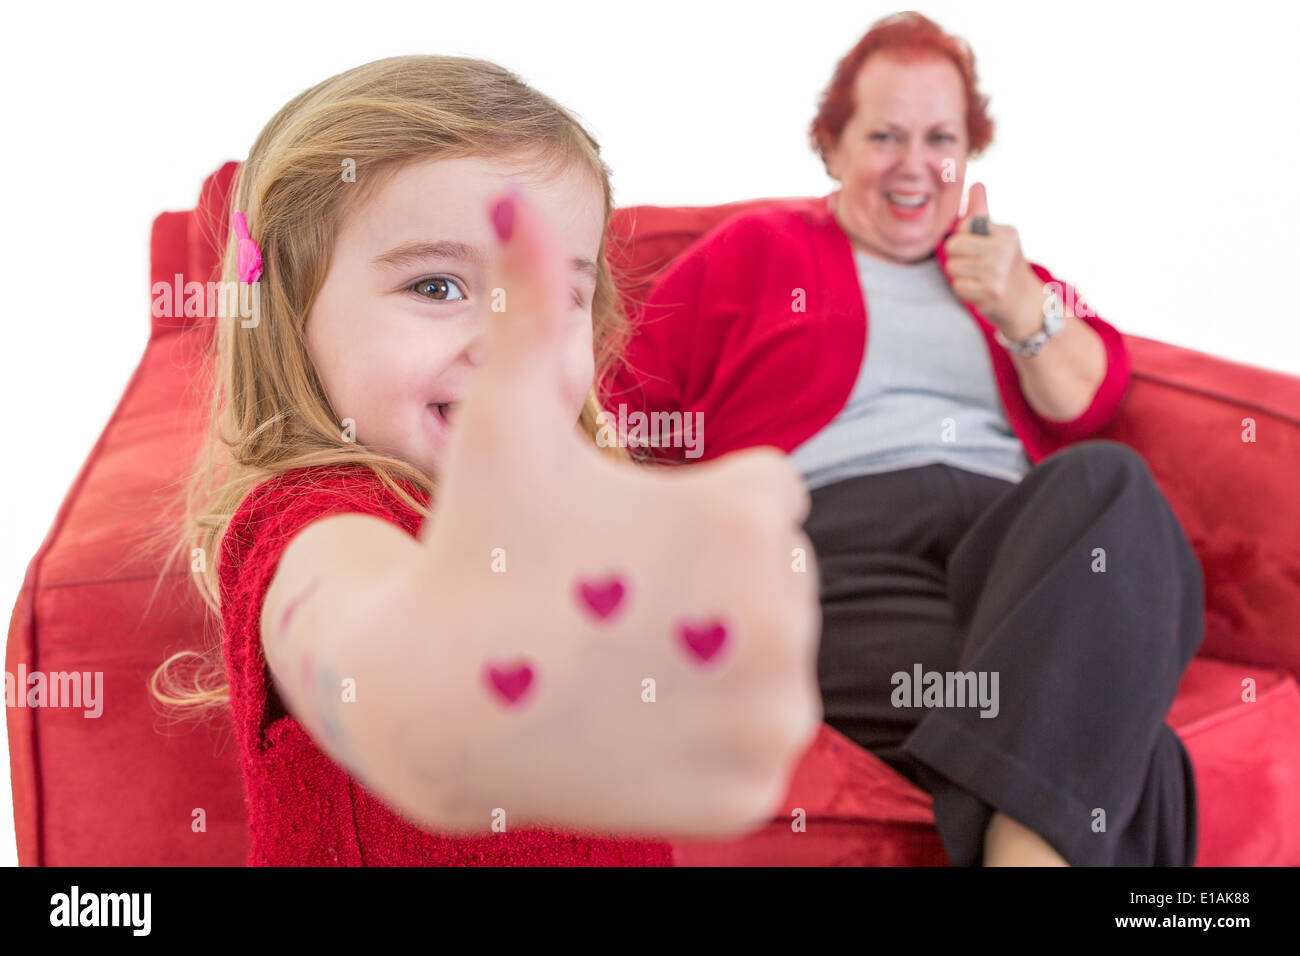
[826,53,969,264]
[307,154,602,479]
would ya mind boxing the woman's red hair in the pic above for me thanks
[810,11,994,169]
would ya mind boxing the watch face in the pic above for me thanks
[1045,300,1066,335]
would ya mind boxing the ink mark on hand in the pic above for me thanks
[315,664,350,757]
[277,578,321,642]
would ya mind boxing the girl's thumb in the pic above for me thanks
[484,186,574,371]
[441,187,583,473]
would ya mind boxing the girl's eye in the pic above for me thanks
[409,276,467,302]
[869,131,894,142]
[572,289,586,310]
[932,132,955,143]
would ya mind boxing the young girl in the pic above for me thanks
[151,55,822,866]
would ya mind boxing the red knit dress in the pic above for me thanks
[218,463,674,865]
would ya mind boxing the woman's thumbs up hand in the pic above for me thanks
[412,187,823,840]
[942,181,1044,337]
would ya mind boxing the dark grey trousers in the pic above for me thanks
[803,440,1204,866]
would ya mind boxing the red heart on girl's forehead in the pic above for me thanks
[678,620,729,664]
[575,575,628,623]
[485,661,535,706]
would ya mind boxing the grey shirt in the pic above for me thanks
[788,247,1033,490]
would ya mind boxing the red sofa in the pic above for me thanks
[8,162,1300,865]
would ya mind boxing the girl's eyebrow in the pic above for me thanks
[372,239,599,281]
[371,240,488,270]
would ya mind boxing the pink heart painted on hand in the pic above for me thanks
[575,575,628,623]
[678,619,729,664]
[485,661,535,706]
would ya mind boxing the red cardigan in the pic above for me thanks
[604,194,1131,465]
[219,463,673,866]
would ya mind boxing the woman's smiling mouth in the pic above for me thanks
[885,190,931,219]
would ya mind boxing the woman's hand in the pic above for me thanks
[941,182,1045,339]
[412,187,823,840]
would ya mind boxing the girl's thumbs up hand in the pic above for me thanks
[411,187,823,841]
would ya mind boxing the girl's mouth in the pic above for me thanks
[429,403,458,426]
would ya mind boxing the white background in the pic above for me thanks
[2,0,1298,867]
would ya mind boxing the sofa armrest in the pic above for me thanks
[1098,335,1300,680]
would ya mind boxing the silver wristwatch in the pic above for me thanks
[995,288,1066,357]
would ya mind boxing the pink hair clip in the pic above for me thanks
[232,210,263,284]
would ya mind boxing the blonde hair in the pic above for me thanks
[149,55,631,717]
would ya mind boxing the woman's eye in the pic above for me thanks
[869,131,894,142]
[409,276,467,302]
[572,289,587,309]
[932,132,955,143]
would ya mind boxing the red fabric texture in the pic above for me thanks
[7,161,1299,865]
[604,193,1131,466]
[219,463,671,865]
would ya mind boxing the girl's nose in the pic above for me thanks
[465,327,488,367]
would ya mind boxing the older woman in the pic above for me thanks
[607,12,1204,866]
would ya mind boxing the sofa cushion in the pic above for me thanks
[670,657,1300,865]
